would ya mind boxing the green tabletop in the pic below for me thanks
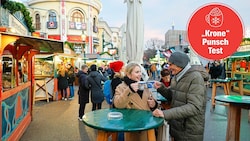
[215,95,250,105]
[226,77,243,81]
[209,78,242,83]
[82,108,164,132]
[209,78,230,83]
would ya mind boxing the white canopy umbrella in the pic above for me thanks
[125,0,148,81]
[125,0,144,64]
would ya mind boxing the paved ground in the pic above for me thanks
[20,86,250,141]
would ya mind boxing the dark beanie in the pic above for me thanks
[169,52,190,68]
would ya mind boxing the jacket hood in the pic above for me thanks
[189,65,209,81]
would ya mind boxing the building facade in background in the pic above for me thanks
[28,0,101,54]
[27,0,122,60]
[164,27,209,65]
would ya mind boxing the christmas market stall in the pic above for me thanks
[0,32,63,140]
[33,43,80,101]
[225,39,250,95]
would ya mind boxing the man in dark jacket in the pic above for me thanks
[78,64,89,121]
[153,52,207,141]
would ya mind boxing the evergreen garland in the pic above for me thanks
[3,0,35,33]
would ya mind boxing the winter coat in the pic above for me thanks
[113,82,154,141]
[67,72,75,86]
[157,66,207,141]
[209,64,222,79]
[57,73,69,90]
[78,71,89,104]
[86,71,107,103]
[111,77,123,96]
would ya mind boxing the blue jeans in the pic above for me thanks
[152,71,156,80]
[69,85,74,98]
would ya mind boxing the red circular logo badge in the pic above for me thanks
[187,3,244,60]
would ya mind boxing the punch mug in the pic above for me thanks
[138,81,146,90]
[146,81,154,88]
[205,7,223,27]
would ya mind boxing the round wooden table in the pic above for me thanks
[215,95,250,141]
[210,78,243,110]
[82,108,164,141]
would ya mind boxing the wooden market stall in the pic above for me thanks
[51,52,78,100]
[225,43,250,95]
[27,42,81,101]
[0,32,63,141]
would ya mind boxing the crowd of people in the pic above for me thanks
[56,50,213,140]
[143,62,164,80]
[57,63,76,101]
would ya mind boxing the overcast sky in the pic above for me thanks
[99,0,250,42]
[17,0,250,42]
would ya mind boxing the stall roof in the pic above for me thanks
[229,51,250,58]
[35,54,54,58]
[16,36,64,53]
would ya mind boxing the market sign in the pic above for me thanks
[67,35,82,43]
[187,3,243,60]
[74,45,82,54]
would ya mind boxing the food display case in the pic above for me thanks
[33,55,55,102]
[34,58,54,76]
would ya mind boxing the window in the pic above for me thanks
[69,10,85,30]
[93,17,98,33]
[47,12,57,29]
[35,14,41,30]
[48,11,57,22]
[71,10,84,23]
[93,17,96,27]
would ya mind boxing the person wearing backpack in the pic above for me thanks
[109,60,125,108]
[103,79,113,105]
[86,64,108,111]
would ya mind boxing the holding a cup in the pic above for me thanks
[146,81,155,88]
[113,62,158,141]
[138,81,146,90]
[138,81,155,90]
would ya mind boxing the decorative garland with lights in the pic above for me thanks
[64,41,74,51]
[99,51,115,56]
[2,0,35,32]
